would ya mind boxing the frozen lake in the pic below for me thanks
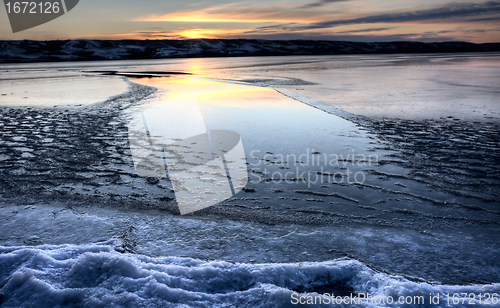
[0,53,499,306]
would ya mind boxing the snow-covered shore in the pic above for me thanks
[1,241,499,308]
[1,39,499,63]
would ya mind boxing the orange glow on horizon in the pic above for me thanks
[113,28,252,40]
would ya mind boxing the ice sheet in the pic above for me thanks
[0,54,499,293]
[0,76,129,107]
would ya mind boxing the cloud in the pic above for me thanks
[113,28,459,42]
[135,3,314,23]
[260,1,500,31]
[334,27,395,34]
[127,1,500,43]
[134,1,351,23]
[467,16,500,21]
[227,31,461,42]
[299,0,350,9]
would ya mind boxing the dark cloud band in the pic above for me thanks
[262,1,500,31]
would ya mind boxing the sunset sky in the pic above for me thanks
[1,0,499,42]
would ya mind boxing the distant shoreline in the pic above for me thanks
[0,39,499,63]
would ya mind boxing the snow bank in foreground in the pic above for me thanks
[0,241,498,307]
